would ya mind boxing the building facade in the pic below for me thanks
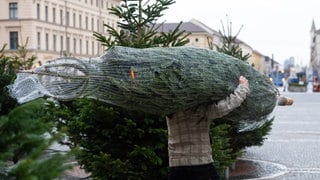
[0,0,120,64]
[157,19,273,73]
[252,50,267,75]
[156,19,221,50]
[310,19,320,79]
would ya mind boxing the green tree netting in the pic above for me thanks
[8,46,278,127]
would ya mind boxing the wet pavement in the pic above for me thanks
[60,86,320,180]
[229,159,287,179]
[232,87,320,179]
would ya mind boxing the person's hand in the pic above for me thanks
[239,76,249,88]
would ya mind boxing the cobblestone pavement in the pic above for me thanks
[237,88,320,179]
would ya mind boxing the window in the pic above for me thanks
[79,14,82,28]
[37,3,40,20]
[9,3,18,19]
[66,37,70,52]
[37,32,41,50]
[45,6,48,22]
[103,20,105,32]
[73,38,76,53]
[53,8,56,23]
[66,11,70,26]
[85,16,88,30]
[45,33,49,50]
[60,36,63,51]
[60,9,63,25]
[9,32,18,50]
[97,19,100,32]
[86,40,88,55]
[53,34,57,51]
[73,13,76,27]
[91,17,94,31]
[91,41,94,55]
[80,39,82,54]
[97,42,99,54]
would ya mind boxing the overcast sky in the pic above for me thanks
[158,0,320,66]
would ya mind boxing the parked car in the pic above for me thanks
[287,77,299,84]
[287,72,308,92]
[313,77,320,92]
[269,70,284,86]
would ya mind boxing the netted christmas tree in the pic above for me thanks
[9,45,278,128]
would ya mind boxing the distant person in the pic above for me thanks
[283,77,287,92]
[313,77,320,92]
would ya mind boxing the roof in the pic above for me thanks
[156,19,253,51]
[156,21,210,33]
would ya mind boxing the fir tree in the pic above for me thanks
[0,44,18,115]
[0,98,70,179]
[94,0,190,48]
[0,44,70,179]
[215,15,251,62]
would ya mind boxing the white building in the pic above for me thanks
[0,0,120,64]
[310,19,320,78]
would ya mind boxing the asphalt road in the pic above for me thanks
[241,86,320,179]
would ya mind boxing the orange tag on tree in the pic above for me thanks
[130,69,135,79]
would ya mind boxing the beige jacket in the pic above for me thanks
[166,84,249,167]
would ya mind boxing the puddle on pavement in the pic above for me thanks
[229,159,286,180]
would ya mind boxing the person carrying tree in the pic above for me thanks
[166,75,249,180]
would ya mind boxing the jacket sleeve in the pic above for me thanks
[206,84,249,120]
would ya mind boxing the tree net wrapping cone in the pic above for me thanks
[8,46,279,130]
